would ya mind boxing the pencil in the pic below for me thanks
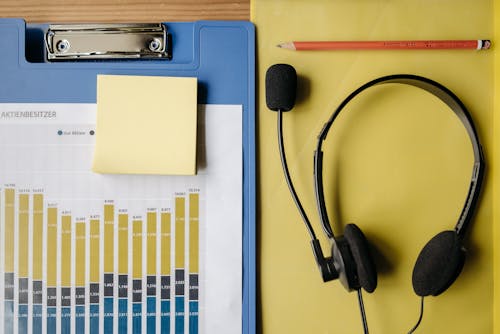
[277,40,491,51]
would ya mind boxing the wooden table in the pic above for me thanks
[0,0,249,22]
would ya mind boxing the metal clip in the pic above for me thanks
[45,23,172,60]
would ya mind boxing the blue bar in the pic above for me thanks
[147,297,156,334]
[4,301,13,334]
[161,300,171,334]
[18,304,28,334]
[89,304,99,334]
[47,307,56,334]
[104,297,114,333]
[75,306,85,334]
[61,307,71,334]
[32,305,42,334]
[189,301,198,334]
[133,303,142,334]
[118,299,128,334]
[175,297,184,334]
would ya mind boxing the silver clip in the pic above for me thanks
[45,23,171,60]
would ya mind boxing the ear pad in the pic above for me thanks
[344,224,378,293]
[412,230,466,297]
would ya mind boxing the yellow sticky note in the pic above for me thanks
[92,75,198,175]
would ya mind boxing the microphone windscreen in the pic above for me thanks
[265,64,297,112]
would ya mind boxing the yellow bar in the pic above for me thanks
[147,211,157,275]
[189,193,199,273]
[161,212,171,275]
[61,215,72,287]
[175,197,185,268]
[4,188,14,272]
[76,221,86,286]
[47,207,58,286]
[33,194,44,280]
[133,219,142,279]
[89,218,100,283]
[118,213,128,274]
[18,194,29,277]
[104,204,114,273]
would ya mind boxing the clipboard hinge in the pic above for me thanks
[45,23,172,61]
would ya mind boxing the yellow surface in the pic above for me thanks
[133,219,143,279]
[46,207,57,287]
[161,211,171,275]
[75,221,86,287]
[89,218,100,283]
[252,1,493,333]
[93,75,198,175]
[32,194,43,280]
[61,215,71,287]
[104,203,114,273]
[18,194,29,277]
[494,1,500,333]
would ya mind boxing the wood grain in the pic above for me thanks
[0,0,249,23]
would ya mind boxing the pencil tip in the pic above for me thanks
[276,43,283,48]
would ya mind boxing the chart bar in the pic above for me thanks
[103,202,114,333]
[4,188,14,334]
[189,192,200,334]
[61,214,72,334]
[75,220,86,334]
[175,196,186,334]
[46,206,58,334]
[18,193,29,334]
[132,217,143,334]
[147,209,158,334]
[160,210,171,333]
[32,193,43,334]
[89,216,100,334]
[118,211,129,334]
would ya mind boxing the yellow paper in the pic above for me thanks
[494,2,500,333]
[253,1,493,333]
[92,75,197,175]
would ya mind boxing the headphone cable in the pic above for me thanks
[407,297,425,333]
[357,289,369,334]
[277,109,317,240]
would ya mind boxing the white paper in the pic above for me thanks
[0,103,242,334]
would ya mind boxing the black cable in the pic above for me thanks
[407,297,425,334]
[277,109,317,240]
[357,289,369,334]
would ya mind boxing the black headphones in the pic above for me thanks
[314,73,485,297]
[266,65,485,298]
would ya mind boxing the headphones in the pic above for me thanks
[266,65,485,298]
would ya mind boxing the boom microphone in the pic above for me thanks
[265,64,297,111]
[265,63,339,282]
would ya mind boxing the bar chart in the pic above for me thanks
[0,103,243,334]
[1,186,201,334]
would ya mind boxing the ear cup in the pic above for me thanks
[344,224,378,293]
[412,230,466,296]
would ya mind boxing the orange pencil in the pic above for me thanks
[277,40,491,51]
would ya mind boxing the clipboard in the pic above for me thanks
[0,18,255,333]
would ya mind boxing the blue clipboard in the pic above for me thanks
[0,18,255,334]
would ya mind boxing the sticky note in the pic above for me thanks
[92,75,198,175]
